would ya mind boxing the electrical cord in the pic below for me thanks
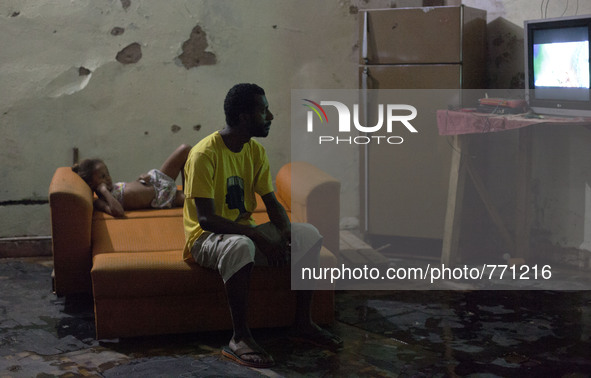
[542,0,580,18]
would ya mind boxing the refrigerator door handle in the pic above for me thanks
[362,11,369,63]
[361,65,369,232]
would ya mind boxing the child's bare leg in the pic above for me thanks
[172,191,185,207]
[159,144,191,182]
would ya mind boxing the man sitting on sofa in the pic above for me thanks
[182,83,342,368]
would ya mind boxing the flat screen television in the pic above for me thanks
[525,14,591,117]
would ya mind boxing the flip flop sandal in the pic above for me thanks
[221,345,275,368]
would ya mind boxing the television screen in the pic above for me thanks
[525,15,591,117]
[534,40,589,89]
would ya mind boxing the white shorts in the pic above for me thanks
[190,222,322,282]
[146,169,177,208]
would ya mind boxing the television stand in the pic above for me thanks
[436,110,591,266]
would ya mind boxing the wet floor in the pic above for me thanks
[338,290,591,377]
[1,257,590,377]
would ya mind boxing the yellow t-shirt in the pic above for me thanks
[182,131,274,261]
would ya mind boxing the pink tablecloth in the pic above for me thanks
[437,110,591,136]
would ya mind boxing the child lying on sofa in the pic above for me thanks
[72,144,191,217]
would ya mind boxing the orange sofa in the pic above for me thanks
[49,162,340,339]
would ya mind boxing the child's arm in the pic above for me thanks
[95,183,125,217]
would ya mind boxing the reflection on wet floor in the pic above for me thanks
[1,257,590,377]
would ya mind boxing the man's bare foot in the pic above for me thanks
[221,337,274,368]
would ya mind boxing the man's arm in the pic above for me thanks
[194,197,286,266]
[194,197,256,237]
[261,192,291,243]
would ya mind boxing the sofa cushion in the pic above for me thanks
[92,246,336,299]
[92,209,185,255]
[91,250,291,299]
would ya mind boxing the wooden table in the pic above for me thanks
[436,110,591,265]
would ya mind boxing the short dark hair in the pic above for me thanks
[224,83,265,127]
[72,158,104,187]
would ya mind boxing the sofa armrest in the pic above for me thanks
[276,162,340,256]
[49,167,94,296]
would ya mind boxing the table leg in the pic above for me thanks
[441,135,468,266]
[515,127,533,260]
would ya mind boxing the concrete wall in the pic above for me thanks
[2,0,591,259]
[0,0,371,238]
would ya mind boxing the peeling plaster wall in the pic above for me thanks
[0,0,369,237]
[3,0,591,260]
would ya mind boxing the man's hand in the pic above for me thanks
[261,192,291,260]
[280,227,291,248]
[194,196,291,267]
[249,227,288,267]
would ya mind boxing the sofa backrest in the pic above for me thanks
[276,162,340,256]
[92,209,185,255]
